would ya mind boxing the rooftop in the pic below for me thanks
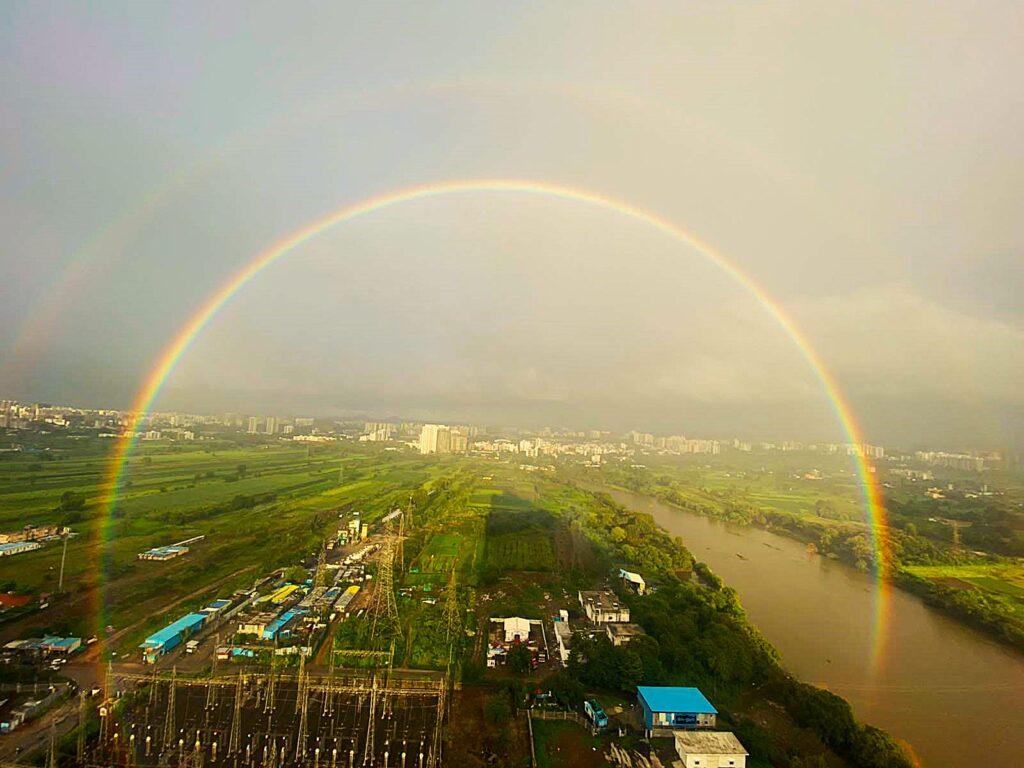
[638,686,717,715]
[606,623,646,638]
[140,613,206,649]
[674,731,747,755]
[618,569,645,585]
[579,589,625,611]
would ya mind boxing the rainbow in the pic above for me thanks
[96,178,892,665]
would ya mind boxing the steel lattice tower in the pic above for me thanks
[367,516,401,650]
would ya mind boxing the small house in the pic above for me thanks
[674,731,747,768]
[638,686,717,734]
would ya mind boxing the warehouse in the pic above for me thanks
[140,613,206,664]
[0,541,41,557]
[637,686,717,734]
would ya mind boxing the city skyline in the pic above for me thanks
[1,3,1021,449]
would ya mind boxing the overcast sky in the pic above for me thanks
[1,2,1021,449]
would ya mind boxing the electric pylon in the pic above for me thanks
[367,518,401,651]
[441,567,460,645]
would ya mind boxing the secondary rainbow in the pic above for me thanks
[96,178,893,666]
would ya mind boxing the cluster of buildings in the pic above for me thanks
[0,524,67,557]
[574,662,748,763]
[914,450,995,472]
[0,683,71,735]
[629,432,722,455]
[3,635,82,665]
[418,424,470,454]
[486,616,547,669]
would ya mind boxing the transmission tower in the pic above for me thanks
[229,671,243,756]
[314,542,328,588]
[367,517,401,651]
[441,567,460,646]
[163,666,177,750]
[395,511,406,575]
[294,655,309,764]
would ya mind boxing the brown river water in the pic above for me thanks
[607,488,1024,768]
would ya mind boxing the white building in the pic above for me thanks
[247,416,259,434]
[674,732,747,768]
[419,424,451,454]
[578,589,630,624]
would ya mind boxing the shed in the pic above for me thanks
[618,569,647,595]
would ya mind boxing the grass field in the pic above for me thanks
[0,439,452,647]
[904,563,1024,601]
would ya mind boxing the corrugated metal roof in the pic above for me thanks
[140,613,206,648]
[637,686,717,714]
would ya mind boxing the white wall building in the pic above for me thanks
[674,732,747,768]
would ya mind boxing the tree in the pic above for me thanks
[483,695,511,725]
[506,643,532,675]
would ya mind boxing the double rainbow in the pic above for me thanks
[96,178,891,665]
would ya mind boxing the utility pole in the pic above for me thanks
[57,532,69,594]
[77,690,88,764]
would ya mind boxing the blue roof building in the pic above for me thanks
[637,686,717,733]
[202,599,232,614]
[140,613,206,663]
[261,607,307,641]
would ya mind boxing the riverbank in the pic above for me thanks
[598,484,1024,768]
[549,479,915,768]
[591,472,1024,655]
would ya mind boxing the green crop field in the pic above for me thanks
[904,563,1024,608]
[0,438,452,647]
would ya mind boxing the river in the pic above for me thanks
[606,488,1024,768]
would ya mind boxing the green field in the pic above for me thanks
[904,563,1024,600]
[0,438,454,648]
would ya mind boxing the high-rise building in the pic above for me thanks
[247,416,259,434]
[449,428,468,453]
[419,424,453,454]
[265,417,277,435]
[363,422,394,442]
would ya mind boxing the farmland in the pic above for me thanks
[0,437,454,647]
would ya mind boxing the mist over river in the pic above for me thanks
[606,488,1024,768]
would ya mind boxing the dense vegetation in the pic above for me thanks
[543,487,913,768]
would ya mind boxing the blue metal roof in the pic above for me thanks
[637,686,717,714]
[140,613,206,649]
[261,609,300,640]
[41,636,80,649]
